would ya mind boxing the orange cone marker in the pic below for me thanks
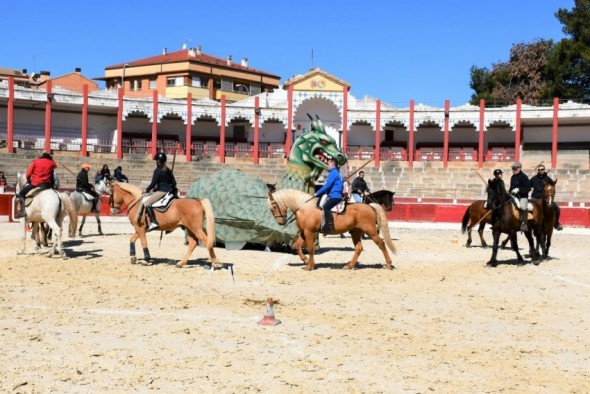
[257,297,281,326]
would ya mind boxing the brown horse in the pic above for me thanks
[109,181,220,268]
[538,179,558,258]
[485,178,543,267]
[461,200,510,248]
[267,188,396,271]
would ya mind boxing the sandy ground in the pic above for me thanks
[1,218,589,393]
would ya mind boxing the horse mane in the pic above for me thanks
[272,188,313,209]
[117,182,142,199]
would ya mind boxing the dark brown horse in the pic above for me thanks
[485,178,542,267]
[461,200,509,248]
[267,188,396,271]
[363,190,395,211]
[537,179,558,258]
[109,181,220,268]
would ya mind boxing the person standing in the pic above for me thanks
[141,152,177,232]
[509,162,531,232]
[351,170,369,203]
[76,163,100,213]
[113,166,129,182]
[529,165,563,231]
[314,158,343,232]
[16,152,57,218]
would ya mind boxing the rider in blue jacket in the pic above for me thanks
[315,158,343,232]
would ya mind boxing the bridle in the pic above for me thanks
[268,192,288,225]
[109,182,139,215]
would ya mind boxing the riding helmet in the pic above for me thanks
[493,169,503,177]
[154,152,167,163]
[40,152,52,159]
[81,163,91,170]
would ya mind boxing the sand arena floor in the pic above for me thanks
[0,218,589,393]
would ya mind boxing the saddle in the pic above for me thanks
[318,194,347,214]
[509,195,535,220]
[143,190,177,212]
[23,184,53,207]
[77,190,95,202]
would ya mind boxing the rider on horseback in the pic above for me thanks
[314,157,343,233]
[142,152,177,232]
[530,165,563,231]
[17,152,57,218]
[76,163,100,213]
[509,162,531,232]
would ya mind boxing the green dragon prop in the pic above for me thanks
[186,114,346,249]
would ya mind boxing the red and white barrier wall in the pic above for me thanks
[2,193,589,227]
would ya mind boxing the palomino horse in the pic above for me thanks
[16,173,77,258]
[267,188,396,270]
[363,189,395,211]
[109,181,220,268]
[461,200,510,248]
[485,178,542,267]
[67,191,103,236]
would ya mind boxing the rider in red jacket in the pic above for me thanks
[17,152,57,218]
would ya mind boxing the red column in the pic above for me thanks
[151,90,158,158]
[408,100,415,168]
[552,97,559,169]
[443,99,450,168]
[116,88,123,159]
[514,97,522,163]
[253,96,260,164]
[342,86,348,153]
[374,100,381,168]
[81,84,88,157]
[219,95,226,164]
[478,98,485,168]
[186,93,192,162]
[44,81,52,153]
[7,77,14,154]
[286,85,293,157]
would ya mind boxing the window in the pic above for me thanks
[149,79,157,90]
[192,76,208,88]
[136,80,142,91]
[166,76,183,87]
[220,79,233,92]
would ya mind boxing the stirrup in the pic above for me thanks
[147,222,159,232]
[555,223,563,231]
[520,223,528,232]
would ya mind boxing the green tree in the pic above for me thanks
[544,0,590,99]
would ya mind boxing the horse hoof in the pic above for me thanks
[486,262,497,268]
[175,263,184,268]
[140,260,153,266]
[130,257,137,264]
[533,259,540,266]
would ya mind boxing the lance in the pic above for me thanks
[344,156,374,183]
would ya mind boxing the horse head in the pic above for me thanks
[543,179,557,207]
[288,114,347,182]
[267,191,288,226]
[486,178,506,210]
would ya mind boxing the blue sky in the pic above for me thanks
[2,0,574,106]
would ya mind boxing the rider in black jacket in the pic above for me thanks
[509,162,531,232]
[530,165,563,230]
[141,152,177,232]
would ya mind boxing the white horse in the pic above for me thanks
[16,172,77,258]
[67,191,103,236]
[95,178,111,195]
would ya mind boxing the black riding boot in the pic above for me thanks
[554,204,563,230]
[321,213,335,233]
[146,207,159,232]
[17,197,26,218]
[91,198,99,213]
[519,210,528,232]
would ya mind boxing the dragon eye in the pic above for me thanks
[320,140,328,145]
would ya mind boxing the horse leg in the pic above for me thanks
[78,214,87,236]
[545,227,553,258]
[193,227,221,269]
[487,230,501,267]
[510,233,525,263]
[129,232,140,264]
[343,229,364,269]
[477,223,486,248]
[303,230,316,271]
[176,231,198,268]
[292,234,308,264]
[95,213,103,235]
[367,228,394,270]
[525,230,540,265]
[45,219,64,258]
[500,235,510,249]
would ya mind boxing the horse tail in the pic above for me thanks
[370,203,396,254]
[200,198,216,249]
[61,192,78,239]
[461,205,471,234]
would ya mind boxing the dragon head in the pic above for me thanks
[288,114,347,181]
